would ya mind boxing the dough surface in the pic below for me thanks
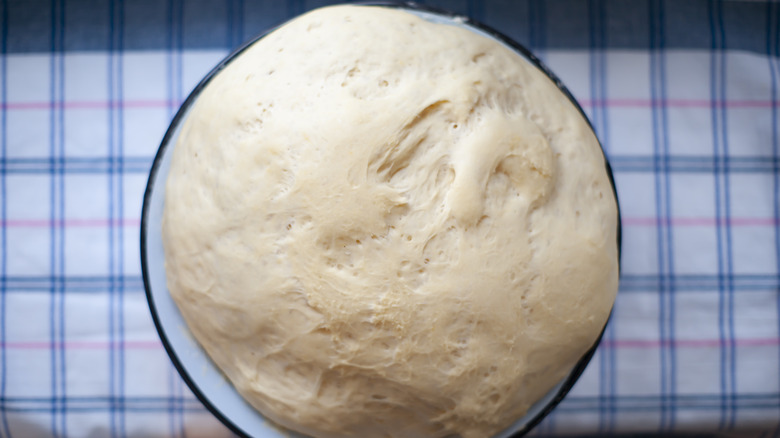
[162,5,619,438]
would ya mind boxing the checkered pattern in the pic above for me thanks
[1,0,779,437]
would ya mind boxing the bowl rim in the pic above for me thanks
[140,2,622,437]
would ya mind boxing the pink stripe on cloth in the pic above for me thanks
[2,218,141,227]
[1,99,180,110]
[622,217,777,227]
[2,98,777,111]
[5,338,777,350]
[604,338,780,349]
[2,217,774,228]
[1,340,162,350]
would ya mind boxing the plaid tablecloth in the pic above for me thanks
[2,0,779,437]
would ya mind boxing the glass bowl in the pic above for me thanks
[141,3,621,437]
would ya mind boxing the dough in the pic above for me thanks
[162,5,619,438]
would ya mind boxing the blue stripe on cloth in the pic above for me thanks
[0,396,209,415]
[596,0,618,430]
[228,0,244,50]
[47,0,61,435]
[1,393,778,413]
[0,402,774,414]
[174,0,183,104]
[715,0,738,429]
[607,155,780,173]
[539,0,548,55]
[718,0,738,429]
[0,157,154,166]
[166,0,182,121]
[0,0,8,435]
[2,276,145,291]
[656,14,672,434]
[619,274,779,293]
[55,0,67,436]
[650,2,662,432]
[0,393,774,403]
[0,7,7,438]
[168,367,176,438]
[3,155,780,175]
[113,0,127,435]
[226,0,233,50]
[47,3,54,435]
[588,0,602,141]
[558,394,780,413]
[107,1,118,435]
[590,3,604,431]
[708,0,732,430]
[768,2,780,436]
[588,0,611,433]
[178,370,187,438]
[166,0,172,118]
[660,0,678,430]
[606,1,616,432]
[527,0,541,53]
[3,274,778,293]
[648,0,674,431]
[595,0,609,156]
[237,0,246,47]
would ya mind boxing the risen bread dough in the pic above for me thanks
[162,5,619,438]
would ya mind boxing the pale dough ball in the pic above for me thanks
[162,5,619,438]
